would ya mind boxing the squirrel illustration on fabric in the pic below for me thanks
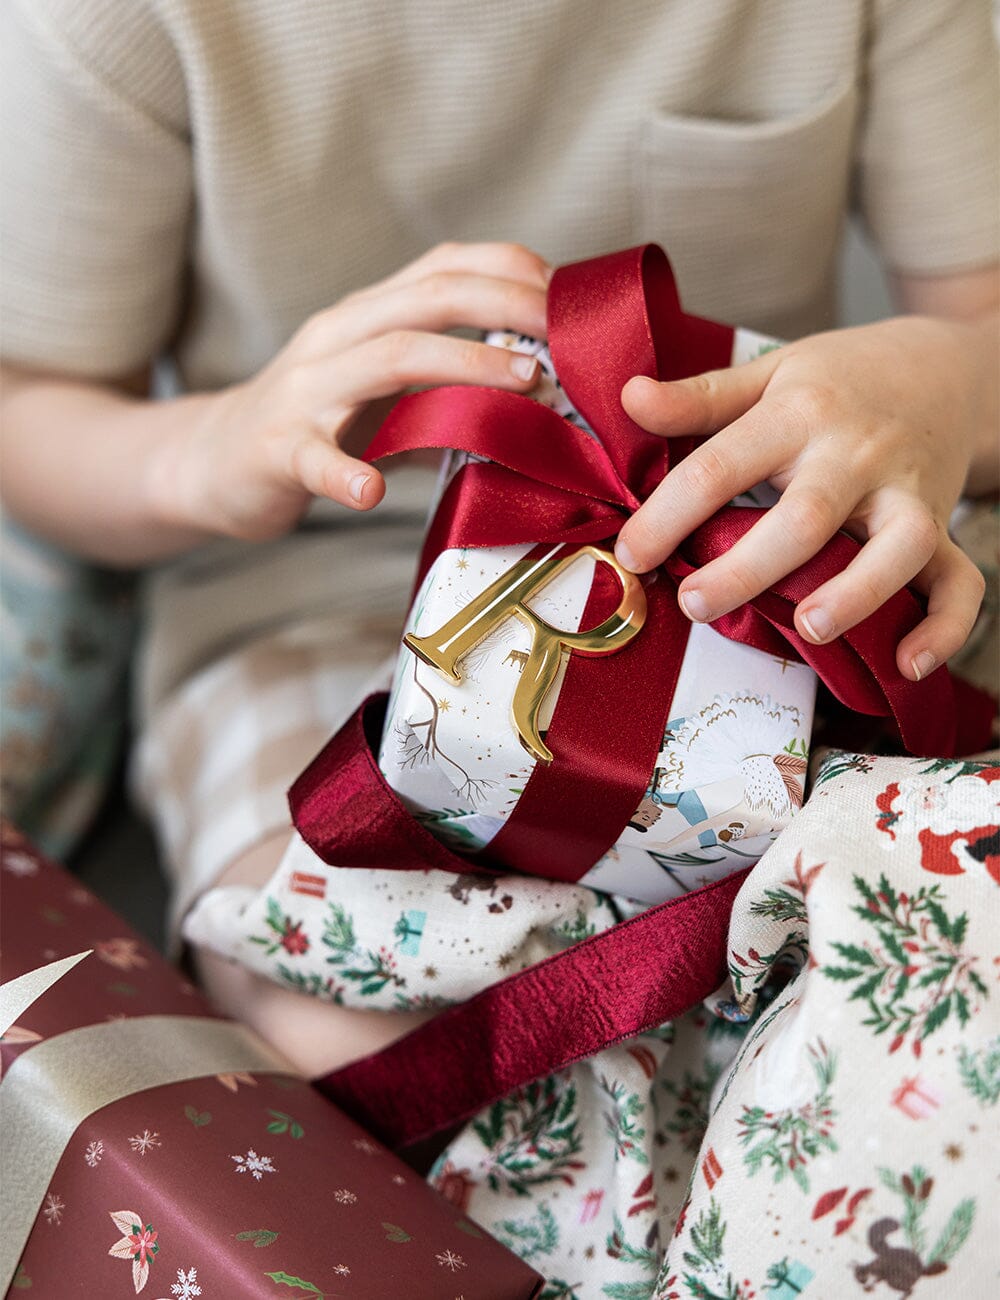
[854,1218,947,1297]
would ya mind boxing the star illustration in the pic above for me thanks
[438,698,451,711]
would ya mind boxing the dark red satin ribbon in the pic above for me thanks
[317,867,749,1150]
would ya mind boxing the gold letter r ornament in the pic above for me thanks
[404,545,646,764]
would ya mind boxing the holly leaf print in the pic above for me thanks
[237,1229,279,1248]
[382,1222,412,1243]
[184,1105,212,1128]
[266,1110,304,1139]
[265,1272,323,1294]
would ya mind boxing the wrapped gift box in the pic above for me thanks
[0,825,543,1298]
[377,328,816,904]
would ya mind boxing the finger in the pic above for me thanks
[379,241,552,292]
[316,329,542,407]
[794,507,939,645]
[895,543,986,680]
[673,470,857,622]
[282,434,387,511]
[621,347,781,438]
[615,410,788,572]
[299,272,548,357]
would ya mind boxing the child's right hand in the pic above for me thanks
[152,242,550,542]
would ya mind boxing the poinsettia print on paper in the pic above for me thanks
[107,1209,160,1294]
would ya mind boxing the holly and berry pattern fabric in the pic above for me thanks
[184,751,997,1296]
[431,751,998,1298]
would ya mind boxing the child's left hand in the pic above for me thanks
[614,311,998,681]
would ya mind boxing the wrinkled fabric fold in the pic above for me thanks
[317,868,749,1149]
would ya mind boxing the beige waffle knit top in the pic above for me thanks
[2,0,998,712]
[3,0,998,386]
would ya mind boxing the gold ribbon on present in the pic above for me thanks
[0,953,301,1295]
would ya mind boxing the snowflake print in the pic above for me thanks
[352,1137,379,1154]
[42,1192,64,1225]
[436,1250,467,1272]
[129,1129,161,1156]
[84,1139,104,1167]
[332,1264,351,1277]
[333,1188,357,1204]
[170,1265,202,1297]
[231,1149,277,1180]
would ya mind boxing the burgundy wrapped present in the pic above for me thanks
[0,824,543,1298]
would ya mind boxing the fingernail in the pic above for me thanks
[349,473,369,504]
[511,354,539,383]
[800,607,834,643]
[679,589,711,623]
[911,650,936,681]
[615,540,639,572]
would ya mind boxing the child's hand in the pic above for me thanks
[154,242,549,542]
[614,314,996,681]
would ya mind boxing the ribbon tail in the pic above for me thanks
[288,695,500,876]
[317,869,748,1150]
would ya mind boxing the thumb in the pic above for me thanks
[621,348,781,438]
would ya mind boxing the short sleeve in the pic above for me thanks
[856,0,1000,275]
[0,0,193,378]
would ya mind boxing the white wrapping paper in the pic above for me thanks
[378,331,817,903]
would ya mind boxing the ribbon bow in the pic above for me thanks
[290,245,967,886]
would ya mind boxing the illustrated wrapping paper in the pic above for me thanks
[377,331,816,904]
[0,824,543,1299]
